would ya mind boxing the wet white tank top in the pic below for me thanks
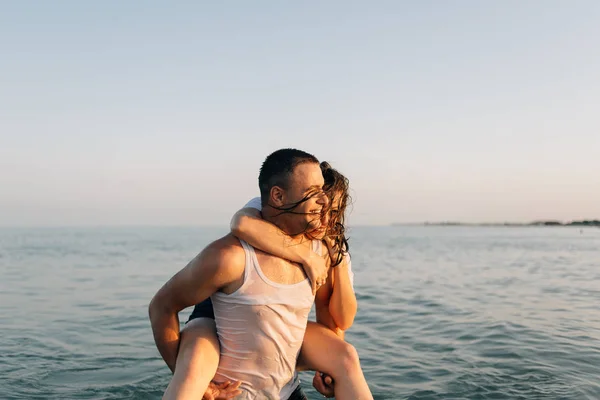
[211,239,319,399]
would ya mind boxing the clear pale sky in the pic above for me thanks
[1,1,599,226]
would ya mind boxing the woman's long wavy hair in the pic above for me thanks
[320,161,351,267]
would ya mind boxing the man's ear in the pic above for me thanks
[269,186,285,207]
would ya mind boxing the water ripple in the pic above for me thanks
[2,226,600,399]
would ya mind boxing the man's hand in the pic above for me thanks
[302,248,328,295]
[312,372,335,398]
[203,380,242,400]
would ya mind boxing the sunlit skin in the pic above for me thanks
[309,192,342,241]
[158,165,370,400]
[262,163,329,236]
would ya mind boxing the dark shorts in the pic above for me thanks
[287,385,308,400]
[186,298,214,323]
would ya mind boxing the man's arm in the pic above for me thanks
[148,238,243,372]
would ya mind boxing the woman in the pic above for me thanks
[164,162,372,400]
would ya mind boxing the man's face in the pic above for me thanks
[282,162,328,234]
[311,191,342,240]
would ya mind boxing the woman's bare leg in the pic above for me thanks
[298,321,373,400]
[163,318,220,400]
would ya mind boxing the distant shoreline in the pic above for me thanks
[392,220,600,227]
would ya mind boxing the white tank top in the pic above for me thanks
[211,239,318,399]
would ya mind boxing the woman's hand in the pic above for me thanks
[313,372,335,398]
[203,380,242,400]
[301,249,328,295]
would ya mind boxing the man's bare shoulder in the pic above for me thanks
[195,234,246,293]
[199,234,246,272]
[202,233,245,258]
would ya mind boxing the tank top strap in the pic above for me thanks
[238,239,254,286]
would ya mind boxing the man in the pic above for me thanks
[149,149,329,399]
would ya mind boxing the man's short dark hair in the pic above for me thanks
[258,149,319,206]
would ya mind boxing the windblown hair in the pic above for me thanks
[320,161,351,267]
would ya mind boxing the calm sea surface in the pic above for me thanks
[1,226,600,399]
